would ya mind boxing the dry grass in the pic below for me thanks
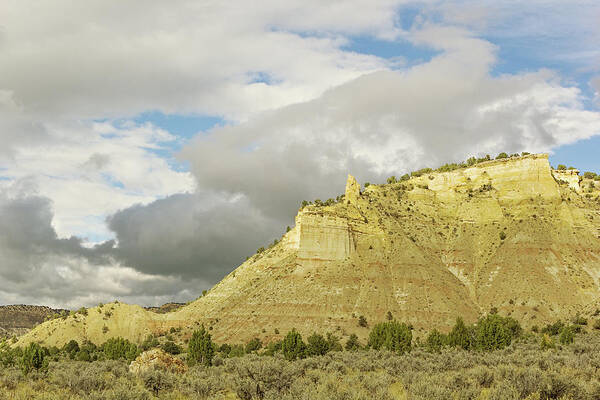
[2,333,600,399]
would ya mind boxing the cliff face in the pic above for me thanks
[18,154,600,347]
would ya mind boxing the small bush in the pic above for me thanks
[345,334,360,351]
[426,329,446,353]
[102,337,138,361]
[448,317,473,350]
[306,333,329,356]
[541,320,565,336]
[358,315,368,327]
[141,369,174,396]
[140,334,159,351]
[245,337,262,353]
[161,340,182,355]
[326,333,342,352]
[474,314,520,351]
[368,320,412,354]
[540,334,555,350]
[20,343,48,375]
[559,327,575,345]
[282,329,306,361]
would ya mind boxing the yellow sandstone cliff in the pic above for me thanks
[17,154,600,347]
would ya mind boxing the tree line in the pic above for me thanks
[2,310,597,374]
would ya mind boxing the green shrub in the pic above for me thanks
[20,343,48,375]
[557,164,567,170]
[541,320,565,336]
[0,341,19,367]
[540,334,555,350]
[496,152,508,159]
[245,337,262,353]
[161,340,181,355]
[218,343,232,355]
[141,369,174,396]
[474,314,520,351]
[281,329,306,360]
[188,326,214,366]
[263,341,282,356]
[306,333,329,356]
[63,339,80,359]
[426,329,446,353]
[140,334,159,351]
[368,320,412,354]
[358,315,368,327]
[559,327,575,345]
[228,344,246,358]
[326,333,342,352]
[448,317,473,350]
[102,337,138,361]
[345,334,360,351]
[76,349,91,362]
[499,231,506,241]
[584,171,597,179]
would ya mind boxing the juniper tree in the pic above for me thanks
[282,329,306,360]
[188,325,214,366]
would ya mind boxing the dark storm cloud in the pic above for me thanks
[0,194,110,280]
[106,192,284,279]
[0,191,211,307]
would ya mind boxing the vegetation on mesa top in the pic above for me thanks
[248,151,599,261]
[302,151,599,209]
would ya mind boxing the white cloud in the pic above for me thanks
[0,0,403,122]
[182,26,600,220]
[0,122,194,240]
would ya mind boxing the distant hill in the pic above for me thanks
[144,302,186,314]
[17,153,600,347]
[0,305,68,337]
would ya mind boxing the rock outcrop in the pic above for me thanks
[17,154,600,347]
[129,348,187,375]
[344,174,361,206]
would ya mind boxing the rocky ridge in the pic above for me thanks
[17,154,600,347]
[0,305,67,337]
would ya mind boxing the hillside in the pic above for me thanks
[17,153,600,347]
[0,305,67,337]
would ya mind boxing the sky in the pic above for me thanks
[1,0,599,308]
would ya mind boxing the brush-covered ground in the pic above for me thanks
[2,324,600,400]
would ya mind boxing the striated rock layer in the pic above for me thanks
[17,154,600,347]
